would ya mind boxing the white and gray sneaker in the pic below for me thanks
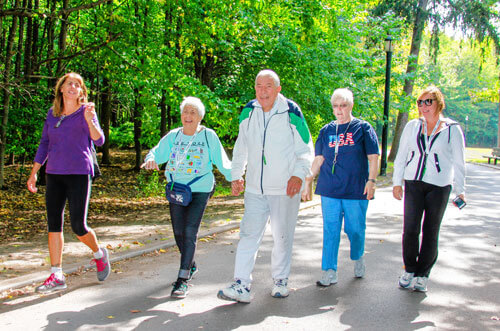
[354,256,365,278]
[413,276,428,292]
[398,271,414,289]
[271,279,289,298]
[316,269,338,287]
[217,280,251,303]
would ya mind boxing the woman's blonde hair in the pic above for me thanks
[52,72,88,117]
[418,85,445,114]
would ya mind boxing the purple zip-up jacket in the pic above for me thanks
[34,105,105,176]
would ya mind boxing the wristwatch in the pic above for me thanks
[368,179,376,183]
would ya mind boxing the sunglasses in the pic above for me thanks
[55,115,66,128]
[416,98,436,107]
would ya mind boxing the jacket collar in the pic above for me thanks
[252,93,289,114]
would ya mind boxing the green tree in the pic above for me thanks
[373,0,500,160]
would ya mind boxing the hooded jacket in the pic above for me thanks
[231,93,314,195]
[393,117,466,195]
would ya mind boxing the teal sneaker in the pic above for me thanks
[188,264,198,281]
[171,279,189,298]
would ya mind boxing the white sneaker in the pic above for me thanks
[413,276,428,292]
[316,269,338,287]
[354,256,365,278]
[217,280,251,303]
[398,271,414,289]
[271,279,289,298]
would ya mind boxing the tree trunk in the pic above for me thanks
[160,89,167,137]
[99,0,114,165]
[388,0,429,162]
[45,0,56,90]
[133,88,142,170]
[100,76,112,165]
[55,0,70,78]
[0,0,5,65]
[0,0,20,188]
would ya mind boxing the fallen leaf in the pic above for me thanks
[107,316,115,319]
[130,310,141,313]
[159,249,166,253]
[319,305,335,310]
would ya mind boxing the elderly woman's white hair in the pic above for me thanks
[331,88,354,107]
[255,69,280,87]
[180,96,206,118]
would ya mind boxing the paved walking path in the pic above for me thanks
[0,163,499,330]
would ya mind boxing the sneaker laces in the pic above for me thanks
[90,255,107,272]
[231,280,249,292]
[43,273,56,285]
[275,279,287,287]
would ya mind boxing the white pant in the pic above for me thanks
[233,191,301,285]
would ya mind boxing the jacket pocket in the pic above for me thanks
[433,153,441,173]
[406,151,415,166]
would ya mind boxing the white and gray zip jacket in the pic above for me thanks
[231,93,314,195]
[393,117,466,195]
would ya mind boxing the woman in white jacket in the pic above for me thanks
[393,85,465,292]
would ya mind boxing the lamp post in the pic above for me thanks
[380,36,393,176]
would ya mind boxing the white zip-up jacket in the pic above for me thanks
[231,94,314,195]
[393,117,466,195]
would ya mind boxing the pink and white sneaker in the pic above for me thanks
[35,273,67,293]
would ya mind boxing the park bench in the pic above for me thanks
[483,155,500,165]
[483,149,500,165]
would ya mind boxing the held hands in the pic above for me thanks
[84,102,96,123]
[27,174,38,193]
[393,186,403,200]
[140,160,159,171]
[286,176,302,198]
[301,177,313,201]
[231,179,245,196]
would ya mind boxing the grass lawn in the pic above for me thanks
[465,147,495,162]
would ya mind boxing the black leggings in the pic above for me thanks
[46,174,92,236]
[403,180,451,277]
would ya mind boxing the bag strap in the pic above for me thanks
[169,172,207,186]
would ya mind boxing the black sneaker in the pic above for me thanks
[171,279,188,298]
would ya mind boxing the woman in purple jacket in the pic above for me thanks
[27,72,111,293]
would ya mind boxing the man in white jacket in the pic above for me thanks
[217,69,314,303]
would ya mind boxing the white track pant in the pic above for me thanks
[233,191,301,285]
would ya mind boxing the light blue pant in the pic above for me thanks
[321,196,368,271]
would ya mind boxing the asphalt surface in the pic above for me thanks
[0,163,499,330]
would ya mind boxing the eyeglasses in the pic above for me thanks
[55,115,66,128]
[416,99,436,107]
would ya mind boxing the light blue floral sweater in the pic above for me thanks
[145,126,232,193]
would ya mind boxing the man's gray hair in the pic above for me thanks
[255,69,280,87]
[180,96,205,118]
[331,88,354,107]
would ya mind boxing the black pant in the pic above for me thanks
[169,191,211,279]
[46,174,92,236]
[403,180,451,277]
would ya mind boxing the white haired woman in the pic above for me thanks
[302,88,379,286]
[142,96,232,298]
